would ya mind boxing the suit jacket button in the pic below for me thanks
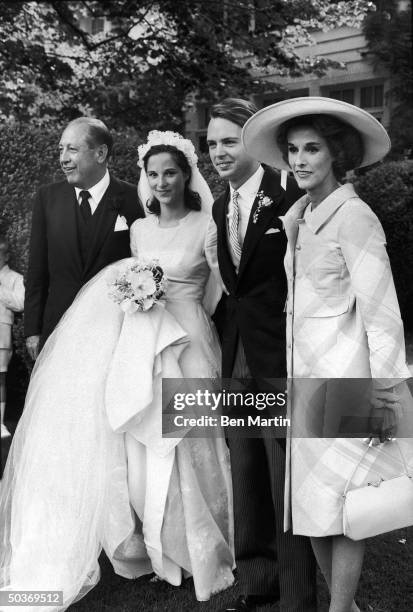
[296,245,302,250]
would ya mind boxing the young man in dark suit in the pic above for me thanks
[25,117,144,359]
[206,99,316,612]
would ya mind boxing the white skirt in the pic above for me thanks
[0,263,234,611]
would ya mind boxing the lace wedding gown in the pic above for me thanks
[0,210,234,611]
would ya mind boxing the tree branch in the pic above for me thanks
[50,0,93,50]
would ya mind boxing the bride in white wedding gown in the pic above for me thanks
[0,132,234,611]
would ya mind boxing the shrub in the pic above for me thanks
[0,124,62,398]
[354,160,413,329]
[198,152,226,199]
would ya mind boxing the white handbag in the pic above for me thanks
[343,440,413,540]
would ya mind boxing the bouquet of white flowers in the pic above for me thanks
[106,259,167,313]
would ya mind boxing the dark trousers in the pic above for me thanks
[229,340,317,611]
[228,437,317,611]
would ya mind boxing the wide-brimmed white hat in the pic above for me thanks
[242,96,391,170]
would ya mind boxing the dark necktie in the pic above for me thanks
[79,190,92,221]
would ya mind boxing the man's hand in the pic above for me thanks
[26,335,40,360]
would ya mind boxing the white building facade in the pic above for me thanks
[185,25,390,152]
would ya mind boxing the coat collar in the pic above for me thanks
[305,183,358,234]
[281,193,310,255]
[282,183,357,253]
[0,265,10,280]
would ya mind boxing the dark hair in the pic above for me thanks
[67,117,113,159]
[142,144,201,215]
[276,114,364,181]
[209,97,259,128]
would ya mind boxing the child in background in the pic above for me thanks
[0,237,24,438]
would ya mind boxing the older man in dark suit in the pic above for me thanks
[25,117,144,359]
[206,98,316,612]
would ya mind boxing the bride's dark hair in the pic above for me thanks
[142,144,202,215]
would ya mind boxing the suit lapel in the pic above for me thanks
[237,168,285,281]
[82,178,120,277]
[60,183,83,274]
[282,194,310,257]
[215,189,238,292]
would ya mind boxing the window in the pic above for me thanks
[329,89,355,104]
[360,85,384,109]
[263,89,309,106]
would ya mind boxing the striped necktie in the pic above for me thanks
[229,190,242,263]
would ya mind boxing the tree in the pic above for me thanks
[0,0,373,130]
[363,0,413,154]
[0,2,78,120]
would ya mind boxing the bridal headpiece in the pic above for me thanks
[137,130,198,169]
[137,130,213,213]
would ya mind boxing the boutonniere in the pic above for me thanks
[252,191,274,224]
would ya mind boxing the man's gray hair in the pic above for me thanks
[66,117,113,158]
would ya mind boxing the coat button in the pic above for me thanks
[296,245,301,250]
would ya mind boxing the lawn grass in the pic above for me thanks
[67,528,412,612]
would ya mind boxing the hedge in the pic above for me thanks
[0,123,412,408]
[354,160,413,329]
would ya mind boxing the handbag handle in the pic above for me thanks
[343,439,412,498]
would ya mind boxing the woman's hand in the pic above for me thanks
[368,384,404,443]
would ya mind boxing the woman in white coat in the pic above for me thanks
[242,98,413,612]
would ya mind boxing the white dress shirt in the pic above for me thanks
[228,165,264,247]
[75,169,110,214]
[226,165,264,270]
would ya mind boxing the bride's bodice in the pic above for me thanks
[130,211,210,303]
